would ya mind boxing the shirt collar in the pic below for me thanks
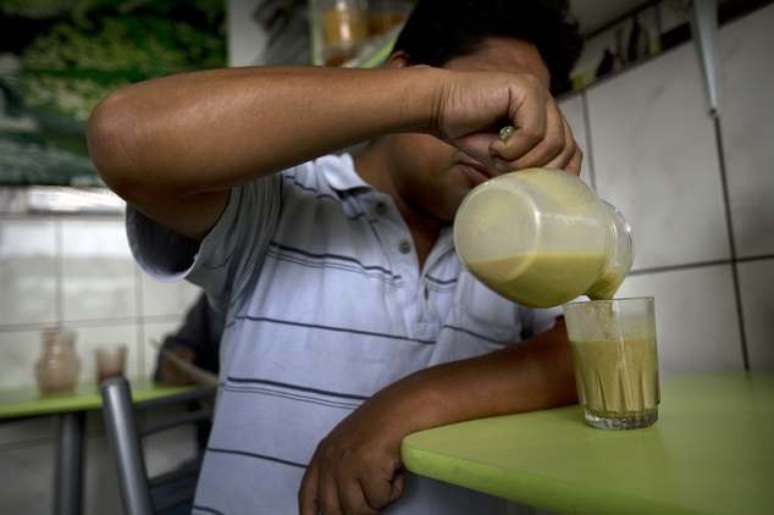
[321,153,457,256]
[320,153,373,193]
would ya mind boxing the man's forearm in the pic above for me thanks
[366,320,577,440]
[87,66,439,197]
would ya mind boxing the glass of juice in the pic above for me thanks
[563,297,659,430]
[95,345,127,384]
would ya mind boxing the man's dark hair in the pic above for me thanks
[393,0,583,95]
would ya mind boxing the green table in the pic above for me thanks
[402,373,774,515]
[0,379,205,515]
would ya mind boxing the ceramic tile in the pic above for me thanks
[0,220,57,326]
[616,265,744,373]
[718,4,774,257]
[61,219,136,322]
[141,320,186,381]
[0,324,138,389]
[558,93,593,186]
[141,271,202,318]
[587,43,730,270]
[738,259,774,370]
[0,330,43,389]
[0,440,54,515]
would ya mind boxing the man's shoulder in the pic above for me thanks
[278,154,354,199]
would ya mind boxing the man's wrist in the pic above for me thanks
[393,66,448,136]
[370,371,451,441]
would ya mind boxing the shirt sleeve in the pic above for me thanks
[518,304,563,339]
[126,174,282,314]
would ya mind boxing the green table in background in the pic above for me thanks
[402,373,774,515]
[0,379,205,515]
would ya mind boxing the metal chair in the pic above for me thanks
[100,377,215,515]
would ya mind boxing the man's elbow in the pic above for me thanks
[87,91,145,201]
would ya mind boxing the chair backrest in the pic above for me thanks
[100,377,214,515]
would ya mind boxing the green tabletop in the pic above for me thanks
[402,373,774,515]
[0,378,195,419]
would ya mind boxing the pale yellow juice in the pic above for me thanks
[467,251,608,307]
[570,335,659,418]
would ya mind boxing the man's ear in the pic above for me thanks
[383,50,410,69]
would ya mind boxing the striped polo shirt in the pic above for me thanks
[127,153,560,515]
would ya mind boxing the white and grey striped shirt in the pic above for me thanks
[128,153,560,515]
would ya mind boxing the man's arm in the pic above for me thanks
[368,318,576,429]
[87,66,437,240]
[154,293,222,385]
[299,320,577,514]
[87,66,578,240]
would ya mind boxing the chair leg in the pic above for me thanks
[54,411,85,515]
[100,377,154,515]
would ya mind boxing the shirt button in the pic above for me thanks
[399,240,411,254]
[375,202,387,215]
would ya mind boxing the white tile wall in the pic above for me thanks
[0,215,193,386]
[0,325,139,389]
[142,272,201,318]
[718,4,774,258]
[587,43,730,271]
[558,94,594,185]
[61,219,136,321]
[617,265,744,373]
[738,259,774,370]
[0,220,58,326]
[0,330,44,389]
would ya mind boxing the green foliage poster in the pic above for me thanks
[0,0,226,185]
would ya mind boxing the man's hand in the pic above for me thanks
[299,400,407,515]
[432,70,582,176]
[299,322,576,514]
[158,347,196,386]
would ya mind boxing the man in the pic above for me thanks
[154,293,223,388]
[152,293,222,515]
[88,1,583,513]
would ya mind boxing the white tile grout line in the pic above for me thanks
[0,315,184,333]
[630,255,774,276]
[712,115,749,370]
[630,258,732,275]
[54,219,64,326]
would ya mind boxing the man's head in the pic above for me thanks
[393,0,582,95]
[369,0,582,226]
